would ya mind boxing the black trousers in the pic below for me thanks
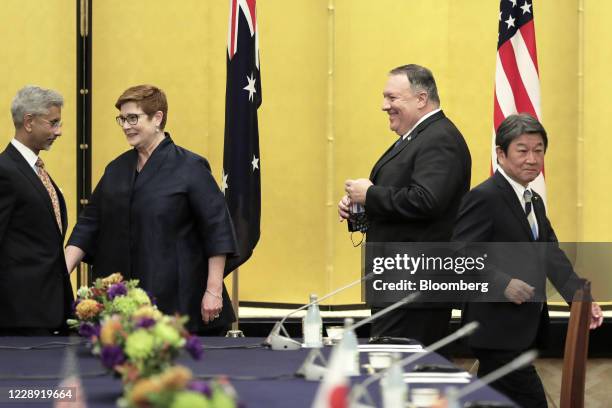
[472,348,547,408]
[370,307,451,346]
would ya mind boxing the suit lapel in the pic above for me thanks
[493,171,535,241]
[370,110,446,181]
[5,144,63,236]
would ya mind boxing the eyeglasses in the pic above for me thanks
[39,118,63,129]
[115,113,148,126]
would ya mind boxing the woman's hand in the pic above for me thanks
[201,254,226,324]
[201,289,223,324]
[65,245,85,274]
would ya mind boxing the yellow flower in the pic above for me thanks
[132,305,162,321]
[125,329,155,360]
[101,272,124,287]
[75,299,102,320]
[128,288,151,306]
[100,316,122,346]
[154,322,184,348]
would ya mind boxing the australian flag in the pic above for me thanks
[223,0,261,274]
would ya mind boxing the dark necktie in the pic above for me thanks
[35,157,62,233]
[393,134,412,150]
[523,189,538,240]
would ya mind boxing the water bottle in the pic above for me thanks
[302,294,323,348]
[340,317,360,376]
[445,386,460,408]
[381,353,407,408]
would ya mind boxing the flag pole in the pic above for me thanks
[232,268,240,329]
[226,268,244,337]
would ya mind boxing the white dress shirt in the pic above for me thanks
[497,166,539,234]
[10,138,39,173]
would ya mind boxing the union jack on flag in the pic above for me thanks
[493,0,546,202]
[223,0,261,274]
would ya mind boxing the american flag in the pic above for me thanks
[223,0,261,274]
[493,0,546,201]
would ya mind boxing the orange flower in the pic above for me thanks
[129,378,160,406]
[159,366,192,389]
[75,299,102,320]
[100,316,123,346]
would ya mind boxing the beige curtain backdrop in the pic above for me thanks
[0,1,610,304]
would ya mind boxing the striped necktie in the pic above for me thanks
[523,189,538,240]
[35,157,62,233]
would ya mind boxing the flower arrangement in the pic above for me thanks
[67,273,239,406]
[118,366,239,408]
[68,273,203,382]
[93,308,203,382]
[68,273,154,338]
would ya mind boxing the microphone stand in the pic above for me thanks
[297,292,422,381]
[349,321,480,407]
[264,272,376,351]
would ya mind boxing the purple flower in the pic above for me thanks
[146,290,157,305]
[100,345,126,369]
[187,380,211,397]
[78,322,100,338]
[135,317,156,329]
[107,282,127,300]
[185,336,203,360]
[72,299,81,312]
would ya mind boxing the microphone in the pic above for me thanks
[349,321,480,407]
[452,349,538,401]
[297,292,422,381]
[264,272,376,351]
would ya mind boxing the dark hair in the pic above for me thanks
[115,85,168,129]
[496,113,548,154]
[389,64,440,105]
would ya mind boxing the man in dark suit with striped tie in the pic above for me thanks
[0,85,73,335]
[453,113,603,407]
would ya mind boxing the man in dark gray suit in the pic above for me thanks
[0,86,73,335]
[338,65,471,345]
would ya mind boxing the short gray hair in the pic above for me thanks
[11,85,64,128]
[389,64,440,105]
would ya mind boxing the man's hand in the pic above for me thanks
[344,178,373,205]
[590,302,604,329]
[338,195,350,221]
[504,279,535,304]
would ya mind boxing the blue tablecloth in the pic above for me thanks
[0,336,515,407]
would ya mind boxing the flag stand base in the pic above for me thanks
[225,330,245,338]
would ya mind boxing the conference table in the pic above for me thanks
[0,336,515,407]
